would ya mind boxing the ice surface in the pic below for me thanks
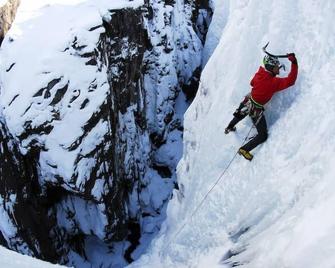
[130,0,335,267]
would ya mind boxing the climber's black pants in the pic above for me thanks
[227,112,268,152]
[241,114,268,152]
[227,111,247,129]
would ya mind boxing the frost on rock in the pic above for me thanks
[0,0,212,266]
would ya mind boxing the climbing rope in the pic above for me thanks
[162,121,258,252]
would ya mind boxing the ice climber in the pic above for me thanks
[225,53,298,161]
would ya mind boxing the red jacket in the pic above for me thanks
[250,63,298,105]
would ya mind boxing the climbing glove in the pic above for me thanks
[287,53,297,64]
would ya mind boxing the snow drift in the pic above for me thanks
[131,0,335,267]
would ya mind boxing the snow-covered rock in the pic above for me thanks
[0,116,59,260]
[0,0,212,266]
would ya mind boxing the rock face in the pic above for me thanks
[0,0,19,45]
[0,119,58,260]
[0,0,212,266]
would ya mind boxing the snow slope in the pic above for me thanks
[130,0,335,267]
[0,246,65,268]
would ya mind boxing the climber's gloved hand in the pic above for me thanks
[287,53,297,64]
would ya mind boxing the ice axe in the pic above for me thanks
[262,42,293,58]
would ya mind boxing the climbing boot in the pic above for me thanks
[238,148,253,161]
[224,126,236,134]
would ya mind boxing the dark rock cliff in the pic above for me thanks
[0,0,213,266]
[0,119,58,260]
